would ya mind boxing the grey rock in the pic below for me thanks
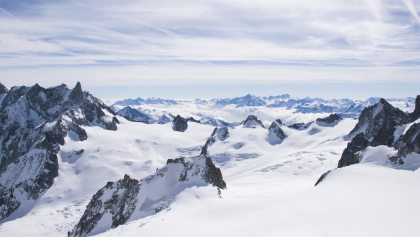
[315,113,342,127]
[0,83,8,95]
[337,133,369,168]
[201,127,229,155]
[287,122,313,130]
[69,175,140,237]
[348,98,409,146]
[314,170,332,186]
[393,123,420,161]
[117,106,154,124]
[242,115,265,128]
[70,156,226,237]
[410,95,420,122]
[0,82,118,222]
[172,115,188,132]
[267,119,287,145]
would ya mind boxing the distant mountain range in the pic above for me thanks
[111,94,416,125]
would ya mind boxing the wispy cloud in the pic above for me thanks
[0,0,419,89]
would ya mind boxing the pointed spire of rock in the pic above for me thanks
[69,81,84,101]
[410,95,420,122]
[0,82,8,94]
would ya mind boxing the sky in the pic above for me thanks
[0,0,419,100]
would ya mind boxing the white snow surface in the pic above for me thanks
[1,112,420,237]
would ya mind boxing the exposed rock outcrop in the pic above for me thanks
[117,106,154,124]
[410,95,420,122]
[157,113,174,124]
[348,98,409,146]
[337,133,369,168]
[0,82,118,222]
[0,82,8,95]
[172,115,188,132]
[393,123,420,158]
[242,115,265,128]
[287,122,313,130]
[69,156,226,237]
[201,127,229,155]
[315,113,342,127]
[267,119,287,145]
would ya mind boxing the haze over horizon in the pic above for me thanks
[1,0,419,99]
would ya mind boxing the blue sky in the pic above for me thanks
[0,0,419,99]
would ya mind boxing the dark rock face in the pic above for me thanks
[201,127,229,155]
[314,170,332,186]
[348,98,409,146]
[337,133,369,168]
[0,83,8,95]
[199,117,238,128]
[157,113,174,124]
[187,117,201,123]
[69,175,140,237]
[70,156,226,237]
[0,82,118,222]
[287,122,313,130]
[242,115,265,128]
[172,115,188,132]
[267,119,287,145]
[410,95,420,122]
[117,106,154,124]
[394,123,420,158]
[316,113,342,127]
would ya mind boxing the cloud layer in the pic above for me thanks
[0,0,419,90]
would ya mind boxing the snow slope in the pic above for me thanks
[1,91,420,237]
[0,118,214,236]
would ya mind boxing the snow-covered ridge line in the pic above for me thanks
[316,95,420,185]
[69,155,226,237]
[111,93,417,119]
[0,82,119,222]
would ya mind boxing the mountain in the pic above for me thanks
[113,97,177,106]
[242,115,265,128]
[2,84,420,237]
[0,82,119,222]
[116,106,155,124]
[267,119,287,145]
[317,96,420,185]
[213,94,267,107]
[69,156,225,237]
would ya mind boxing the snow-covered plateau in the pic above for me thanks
[0,82,419,237]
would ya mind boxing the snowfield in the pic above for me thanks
[1,98,420,237]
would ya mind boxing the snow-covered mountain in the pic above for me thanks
[0,82,119,222]
[1,83,420,237]
[316,96,420,185]
[110,94,416,127]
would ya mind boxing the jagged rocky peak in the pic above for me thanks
[187,117,201,123]
[0,82,8,94]
[242,115,265,128]
[69,81,83,101]
[337,133,369,168]
[158,113,174,124]
[0,82,119,222]
[410,95,420,121]
[287,122,313,130]
[201,127,229,155]
[212,127,229,141]
[393,123,420,159]
[172,115,188,132]
[267,119,287,145]
[69,156,226,237]
[348,98,409,146]
[117,106,153,124]
[316,113,342,127]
